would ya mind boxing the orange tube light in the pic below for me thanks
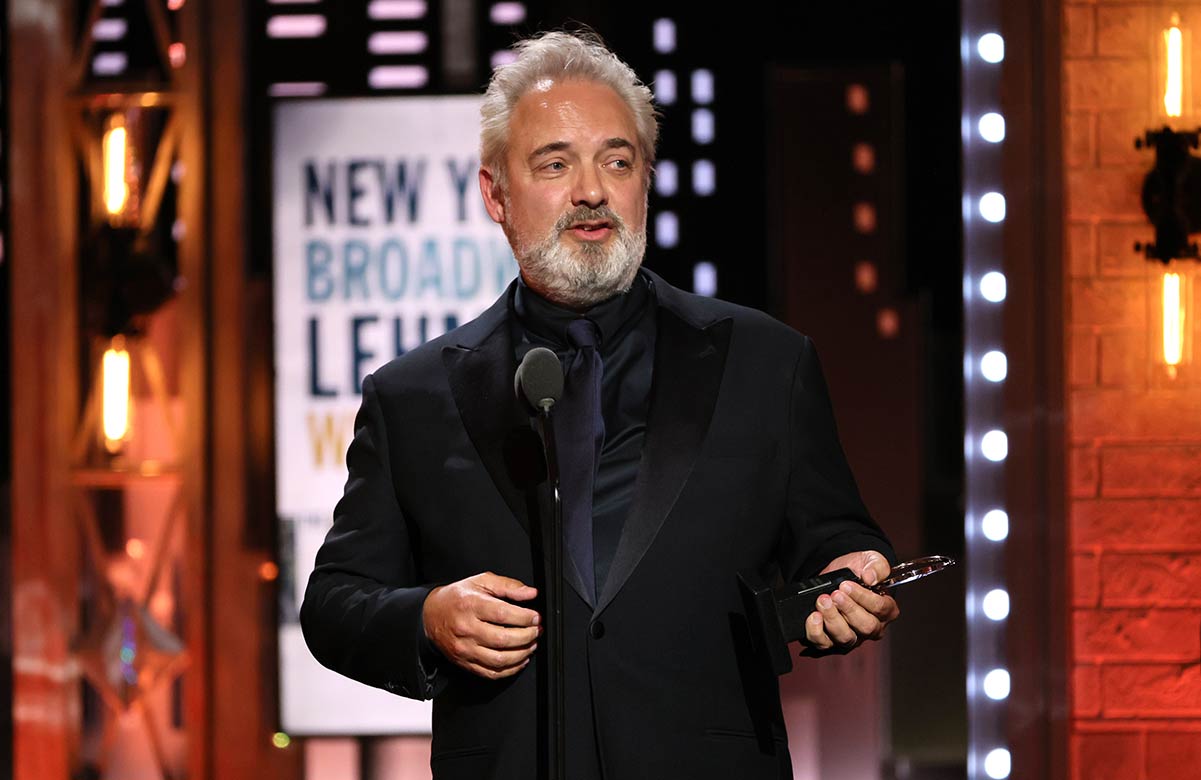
[1165,14,1185,118]
[103,116,129,219]
[1163,272,1185,373]
[102,337,131,450]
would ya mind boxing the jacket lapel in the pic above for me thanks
[441,314,529,534]
[595,281,732,615]
[441,288,593,606]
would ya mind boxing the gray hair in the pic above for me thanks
[480,30,659,189]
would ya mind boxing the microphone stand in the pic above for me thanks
[532,402,565,780]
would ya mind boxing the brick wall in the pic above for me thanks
[1064,3,1201,778]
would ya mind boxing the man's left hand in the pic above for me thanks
[803,550,900,653]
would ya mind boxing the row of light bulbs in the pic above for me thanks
[969,29,1012,780]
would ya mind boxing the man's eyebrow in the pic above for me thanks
[529,141,571,160]
[602,137,636,153]
[527,138,637,160]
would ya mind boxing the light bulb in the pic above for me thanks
[982,589,1010,621]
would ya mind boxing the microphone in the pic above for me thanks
[515,347,563,414]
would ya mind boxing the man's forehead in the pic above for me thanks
[510,79,638,147]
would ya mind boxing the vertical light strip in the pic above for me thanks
[1165,15,1184,118]
[963,4,1010,778]
[1163,270,1184,367]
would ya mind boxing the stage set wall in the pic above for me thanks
[1060,2,1201,778]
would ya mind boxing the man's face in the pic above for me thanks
[479,78,649,309]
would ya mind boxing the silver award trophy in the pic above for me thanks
[738,555,956,674]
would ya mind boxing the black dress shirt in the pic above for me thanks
[511,270,657,599]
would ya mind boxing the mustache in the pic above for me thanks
[554,205,625,232]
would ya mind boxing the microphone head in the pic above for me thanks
[515,347,563,412]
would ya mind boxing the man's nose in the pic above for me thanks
[571,166,607,209]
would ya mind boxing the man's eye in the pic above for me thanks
[545,161,565,171]
[610,159,632,169]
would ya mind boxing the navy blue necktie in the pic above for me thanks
[557,318,605,602]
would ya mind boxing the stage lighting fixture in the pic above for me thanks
[982,589,1010,621]
[981,510,1009,542]
[980,430,1008,462]
[1132,12,1199,378]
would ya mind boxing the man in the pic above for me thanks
[301,30,899,780]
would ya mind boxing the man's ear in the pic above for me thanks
[479,167,506,225]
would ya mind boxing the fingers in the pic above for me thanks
[477,596,541,628]
[468,641,538,672]
[839,580,900,625]
[451,629,538,679]
[478,622,540,650]
[463,655,531,680]
[803,578,901,653]
[476,571,538,602]
[830,586,882,639]
[804,594,857,651]
[423,572,544,682]
[856,551,891,587]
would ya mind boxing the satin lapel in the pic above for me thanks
[442,325,530,535]
[442,313,593,607]
[594,307,733,616]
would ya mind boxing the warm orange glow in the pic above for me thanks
[102,337,131,451]
[103,116,129,218]
[259,561,280,581]
[1164,271,1185,370]
[1165,14,1184,117]
[126,538,145,559]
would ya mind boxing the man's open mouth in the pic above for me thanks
[570,221,613,233]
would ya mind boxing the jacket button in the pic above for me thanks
[590,621,605,639]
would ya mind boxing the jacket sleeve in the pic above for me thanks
[777,336,898,581]
[300,371,446,701]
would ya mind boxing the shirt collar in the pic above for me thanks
[513,270,652,353]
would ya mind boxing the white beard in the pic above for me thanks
[509,203,646,309]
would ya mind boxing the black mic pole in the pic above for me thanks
[532,407,564,780]
[515,348,566,780]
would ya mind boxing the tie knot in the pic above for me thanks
[567,318,601,350]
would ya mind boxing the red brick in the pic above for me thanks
[1074,390,1201,439]
[1102,553,1201,605]
[1075,551,1101,606]
[1074,664,1102,718]
[1098,111,1148,167]
[1069,221,1096,277]
[1071,279,1147,326]
[1072,328,1100,388]
[1102,663,1201,716]
[1073,447,1101,497]
[1096,6,1150,59]
[1098,222,1154,277]
[1098,330,1149,388]
[1067,111,1096,168]
[1075,608,1201,661]
[1067,168,1147,219]
[1103,446,1201,497]
[1073,499,1201,547]
[1074,732,1143,780]
[1065,6,1096,58]
[1148,732,1201,780]
[1066,60,1152,111]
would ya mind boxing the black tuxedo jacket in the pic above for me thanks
[301,270,894,780]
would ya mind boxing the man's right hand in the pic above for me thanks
[422,572,541,680]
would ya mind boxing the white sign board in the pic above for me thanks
[273,96,517,735]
